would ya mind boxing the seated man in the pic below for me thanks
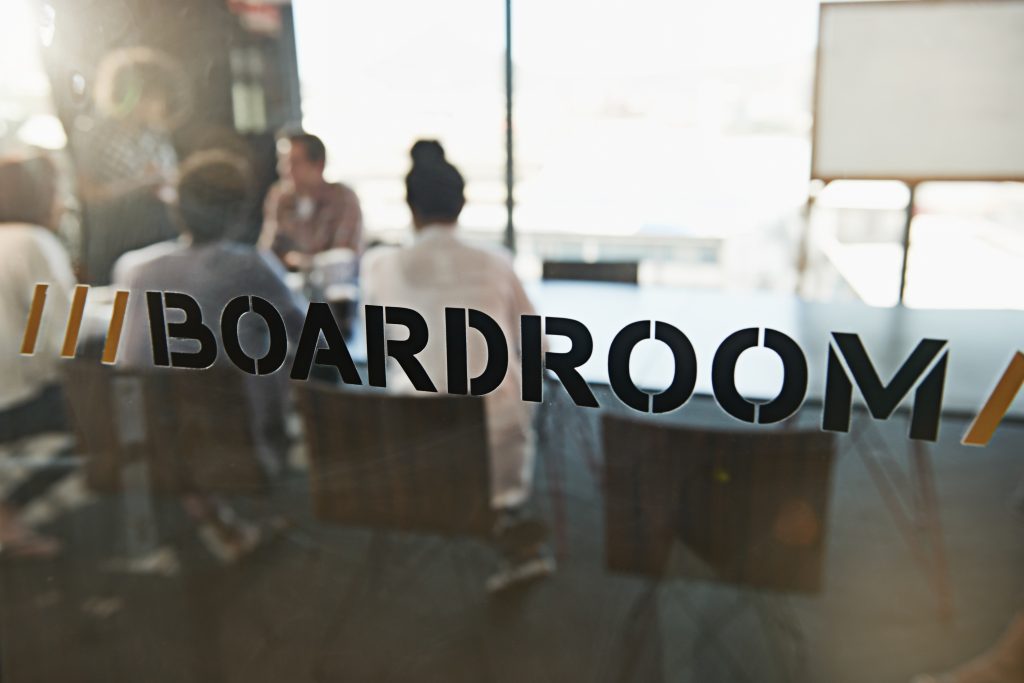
[259,131,363,270]
[114,150,306,562]
[361,140,553,592]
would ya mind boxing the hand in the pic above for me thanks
[283,251,311,271]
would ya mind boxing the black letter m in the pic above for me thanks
[823,333,948,441]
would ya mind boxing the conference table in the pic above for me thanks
[353,280,1024,422]
[352,280,1023,618]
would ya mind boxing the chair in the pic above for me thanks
[295,384,492,537]
[541,260,639,284]
[61,361,271,496]
[601,413,836,681]
[602,413,836,592]
[61,361,161,493]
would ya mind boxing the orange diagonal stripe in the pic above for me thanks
[962,351,1024,447]
[60,285,89,358]
[20,283,49,355]
[101,290,130,364]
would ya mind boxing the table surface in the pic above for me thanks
[525,281,1024,420]
[350,281,1023,421]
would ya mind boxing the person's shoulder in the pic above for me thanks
[362,242,401,271]
[112,239,184,283]
[0,223,54,247]
[0,224,69,262]
[457,237,516,271]
[213,241,291,279]
[326,181,359,202]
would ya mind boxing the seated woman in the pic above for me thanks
[0,154,77,558]
[114,150,306,562]
[361,140,554,592]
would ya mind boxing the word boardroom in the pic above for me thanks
[137,290,973,444]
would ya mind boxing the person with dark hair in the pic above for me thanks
[74,47,190,284]
[361,140,554,592]
[113,150,306,562]
[259,131,363,269]
[0,154,76,558]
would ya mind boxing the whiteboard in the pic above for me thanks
[812,1,1024,182]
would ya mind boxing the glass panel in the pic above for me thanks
[0,2,1021,683]
[293,0,507,241]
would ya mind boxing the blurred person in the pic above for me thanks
[361,140,553,592]
[0,154,76,558]
[75,47,190,285]
[259,131,363,270]
[114,150,306,562]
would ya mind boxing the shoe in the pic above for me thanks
[198,520,262,565]
[486,552,556,594]
[492,509,548,555]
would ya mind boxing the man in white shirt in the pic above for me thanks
[361,140,553,592]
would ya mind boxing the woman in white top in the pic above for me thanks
[0,154,76,557]
[362,141,553,591]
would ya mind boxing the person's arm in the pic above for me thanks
[22,231,75,359]
[255,250,308,340]
[258,184,282,254]
[332,186,364,254]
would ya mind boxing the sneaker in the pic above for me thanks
[486,552,556,594]
[198,521,262,565]
[492,509,548,555]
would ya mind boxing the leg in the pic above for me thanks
[0,387,73,557]
[910,438,954,620]
[486,505,555,594]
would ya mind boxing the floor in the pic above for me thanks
[1,389,1022,683]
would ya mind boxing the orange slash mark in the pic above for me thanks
[60,285,89,358]
[21,283,49,355]
[101,290,130,365]
[962,351,1024,447]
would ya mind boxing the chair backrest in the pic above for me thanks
[163,368,271,496]
[602,413,836,593]
[295,384,492,537]
[541,260,639,284]
[62,361,161,492]
[62,362,269,496]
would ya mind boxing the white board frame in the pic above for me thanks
[811,0,1024,184]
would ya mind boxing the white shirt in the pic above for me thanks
[0,224,75,411]
[361,224,539,508]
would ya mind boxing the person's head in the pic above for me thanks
[0,154,60,230]
[175,150,252,244]
[405,140,464,228]
[94,47,190,129]
[277,132,327,194]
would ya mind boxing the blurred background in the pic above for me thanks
[2,0,1021,306]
